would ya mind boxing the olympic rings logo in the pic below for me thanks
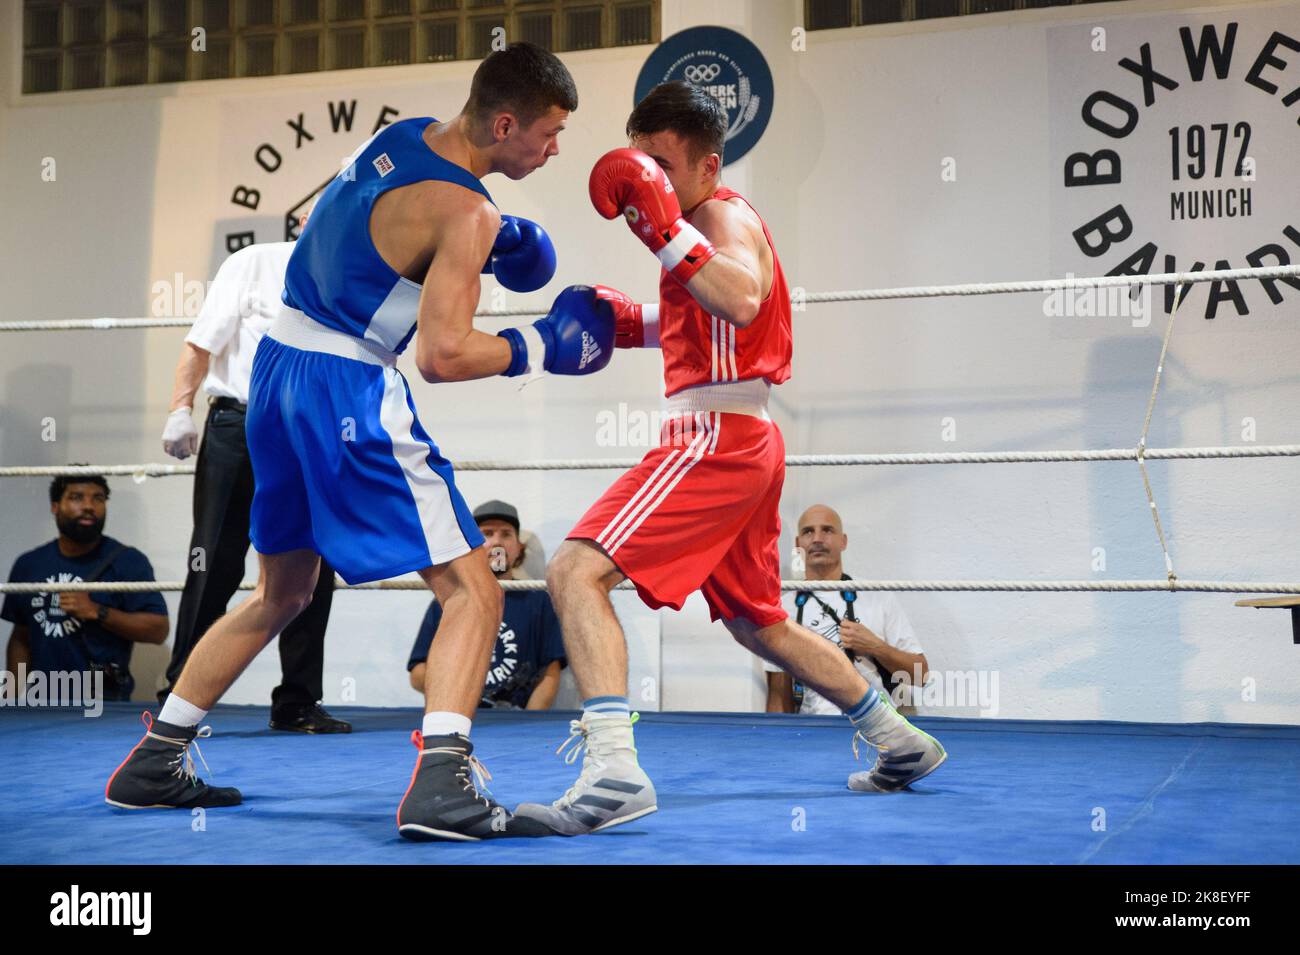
[683,63,721,83]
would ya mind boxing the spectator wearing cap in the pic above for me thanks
[3,474,168,701]
[408,501,566,709]
[158,215,348,733]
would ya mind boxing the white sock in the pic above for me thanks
[158,693,207,729]
[422,711,472,740]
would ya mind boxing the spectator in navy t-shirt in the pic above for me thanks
[2,474,169,701]
[408,500,566,709]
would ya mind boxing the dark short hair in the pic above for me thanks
[627,81,727,163]
[466,42,578,128]
[49,469,110,504]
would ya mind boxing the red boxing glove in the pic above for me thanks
[589,148,717,286]
[594,285,659,349]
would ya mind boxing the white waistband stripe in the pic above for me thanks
[269,311,397,367]
[664,378,771,419]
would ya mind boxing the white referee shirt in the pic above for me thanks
[764,585,924,715]
[185,241,297,404]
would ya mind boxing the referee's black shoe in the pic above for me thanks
[269,701,352,734]
[397,732,552,841]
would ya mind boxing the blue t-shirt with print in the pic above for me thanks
[407,590,566,709]
[1,536,168,700]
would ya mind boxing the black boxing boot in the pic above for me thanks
[397,731,552,841]
[105,712,242,809]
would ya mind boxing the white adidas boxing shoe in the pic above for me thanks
[514,715,657,835]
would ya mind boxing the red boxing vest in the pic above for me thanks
[657,186,792,398]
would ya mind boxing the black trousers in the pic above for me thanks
[163,401,334,706]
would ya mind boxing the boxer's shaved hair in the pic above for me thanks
[465,42,578,128]
[627,81,727,163]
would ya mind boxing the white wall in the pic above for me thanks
[2,0,1297,724]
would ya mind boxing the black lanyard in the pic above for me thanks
[794,575,858,659]
[792,575,900,697]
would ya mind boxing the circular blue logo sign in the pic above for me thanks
[634,26,774,167]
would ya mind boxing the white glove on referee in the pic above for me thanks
[162,407,199,460]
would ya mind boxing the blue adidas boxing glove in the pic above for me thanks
[498,285,615,377]
[482,215,557,293]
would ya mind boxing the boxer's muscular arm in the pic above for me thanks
[681,199,768,329]
[414,195,514,383]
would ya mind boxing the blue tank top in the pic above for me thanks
[282,117,493,355]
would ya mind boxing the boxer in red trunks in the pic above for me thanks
[515,82,946,836]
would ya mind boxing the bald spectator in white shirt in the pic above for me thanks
[158,215,348,733]
[764,505,929,715]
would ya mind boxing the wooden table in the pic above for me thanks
[1234,597,1300,643]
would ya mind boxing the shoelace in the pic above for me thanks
[551,714,639,809]
[422,744,494,807]
[851,698,902,763]
[556,712,642,765]
[461,753,493,802]
[556,719,591,766]
[851,728,891,763]
[407,730,496,806]
[149,725,214,786]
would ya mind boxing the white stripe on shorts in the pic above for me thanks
[595,446,686,551]
[604,413,717,556]
[377,368,473,565]
[595,413,715,552]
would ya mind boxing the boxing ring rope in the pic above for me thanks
[3,444,1299,479]
[799,262,1300,303]
[2,263,1297,332]
[3,262,1297,596]
[5,579,1300,596]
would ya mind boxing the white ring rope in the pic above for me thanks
[3,263,1297,332]
[4,444,1299,479]
[6,265,1296,598]
[3,578,1298,595]
[801,263,1300,303]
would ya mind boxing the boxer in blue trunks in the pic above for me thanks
[106,43,612,841]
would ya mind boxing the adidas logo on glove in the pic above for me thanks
[579,331,603,370]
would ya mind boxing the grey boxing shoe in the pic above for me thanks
[847,696,947,793]
[514,716,657,836]
[397,732,553,841]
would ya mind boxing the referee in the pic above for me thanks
[158,217,349,733]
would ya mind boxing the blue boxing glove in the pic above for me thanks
[498,286,615,378]
[482,215,556,293]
